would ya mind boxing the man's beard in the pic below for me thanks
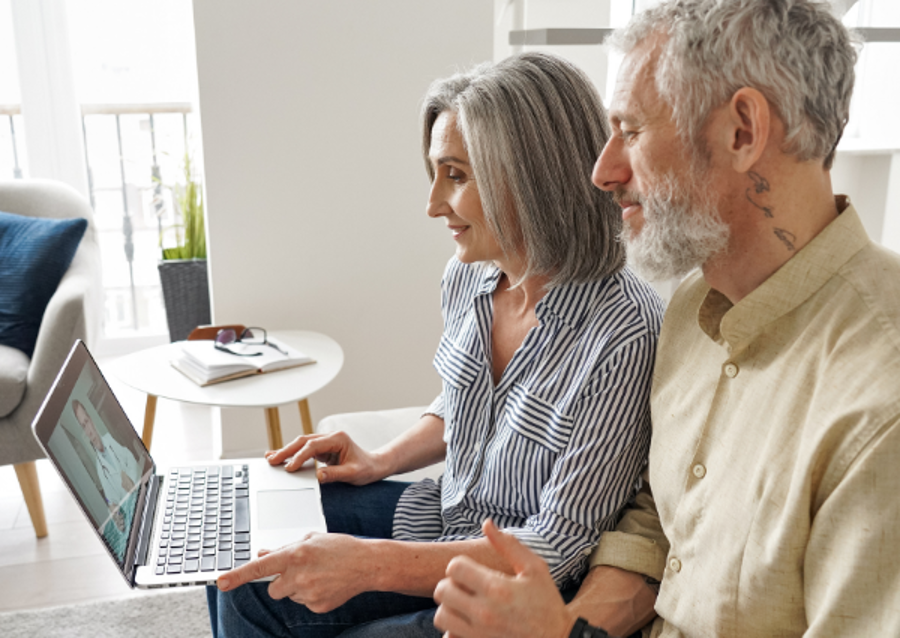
[618,171,729,281]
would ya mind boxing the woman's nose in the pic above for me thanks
[426,181,450,218]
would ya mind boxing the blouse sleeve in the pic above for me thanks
[424,393,445,420]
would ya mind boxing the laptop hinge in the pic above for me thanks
[135,473,160,569]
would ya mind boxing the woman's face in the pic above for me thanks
[426,111,504,265]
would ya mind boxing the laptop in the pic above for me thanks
[31,339,327,589]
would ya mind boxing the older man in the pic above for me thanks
[433,1,900,637]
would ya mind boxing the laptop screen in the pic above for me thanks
[33,341,154,574]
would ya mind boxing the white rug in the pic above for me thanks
[0,588,210,638]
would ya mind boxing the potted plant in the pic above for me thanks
[157,154,211,342]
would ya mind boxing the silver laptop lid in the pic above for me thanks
[31,340,155,587]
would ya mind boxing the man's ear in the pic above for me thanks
[725,87,770,173]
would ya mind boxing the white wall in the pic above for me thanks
[832,151,900,251]
[192,1,493,455]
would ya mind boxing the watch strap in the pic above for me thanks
[568,617,610,638]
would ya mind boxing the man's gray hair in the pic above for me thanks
[609,0,858,168]
[421,52,624,287]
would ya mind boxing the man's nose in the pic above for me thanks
[592,137,630,192]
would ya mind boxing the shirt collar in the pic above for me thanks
[538,275,618,330]
[698,197,868,348]
[476,262,504,296]
[477,261,613,330]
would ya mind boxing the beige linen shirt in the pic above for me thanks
[591,200,900,636]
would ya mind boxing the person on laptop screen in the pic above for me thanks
[44,376,149,565]
[209,52,664,637]
[71,397,143,558]
[72,398,141,515]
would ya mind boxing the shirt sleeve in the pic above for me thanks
[802,418,900,636]
[434,331,658,587]
[588,469,669,582]
[424,393,445,420]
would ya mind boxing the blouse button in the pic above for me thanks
[692,463,707,479]
[669,557,682,573]
[724,362,739,378]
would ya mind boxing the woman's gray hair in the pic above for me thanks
[421,52,624,288]
[608,0,859,169]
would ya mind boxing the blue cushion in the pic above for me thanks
[0,210,88,358]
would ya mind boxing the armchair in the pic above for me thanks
[0,179,101,537]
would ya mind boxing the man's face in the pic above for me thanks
[592,39,729,281]
[74,402,104,452]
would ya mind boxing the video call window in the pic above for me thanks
[47,363,152,566]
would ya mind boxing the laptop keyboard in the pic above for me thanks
[154,464,251,576]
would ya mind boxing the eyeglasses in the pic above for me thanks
[214,327,288,357]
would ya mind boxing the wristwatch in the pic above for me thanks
[569,617,610,638]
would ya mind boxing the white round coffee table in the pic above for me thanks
[106,330,343,451]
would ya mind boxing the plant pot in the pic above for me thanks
[158,258,212,342]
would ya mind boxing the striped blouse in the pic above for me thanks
[392,257,664,587]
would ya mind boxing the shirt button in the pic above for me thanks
[669,557,682,573]
[724,362,739,378]
[692,463,706,479]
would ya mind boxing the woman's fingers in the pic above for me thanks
[316,461,364,484]
[267,430,378,484]
[280,431,358,472]
[265,433,325,465]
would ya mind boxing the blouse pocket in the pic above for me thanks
[502,383,575,454]
[433,333,483,390]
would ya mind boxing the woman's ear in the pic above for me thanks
[726,87,771,173]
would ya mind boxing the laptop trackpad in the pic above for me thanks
[258,489,318,530]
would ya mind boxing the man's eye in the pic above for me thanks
[621,129,638,142]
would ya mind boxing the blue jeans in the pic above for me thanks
[206,480,441,637]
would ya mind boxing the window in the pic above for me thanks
[1,0,204,344]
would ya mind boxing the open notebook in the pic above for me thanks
[172,338,315,386]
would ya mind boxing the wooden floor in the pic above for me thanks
[0,365,216,613]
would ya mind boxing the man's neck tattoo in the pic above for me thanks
[746,171,774,218]
[774,228,796,251]
[746,171,796,252]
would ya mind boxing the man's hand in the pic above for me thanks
[265,431,387,485]
[433,520,576,638]
[217,532,375,613]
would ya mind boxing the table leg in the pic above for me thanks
[264,407,284,451]
[142,394,158,450]
[298,399,314,435]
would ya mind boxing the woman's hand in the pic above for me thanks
[265,431,389,485]
[217,532,375,613]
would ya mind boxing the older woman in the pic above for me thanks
[209,52,663,638]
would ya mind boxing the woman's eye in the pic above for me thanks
[447,168,466,183]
